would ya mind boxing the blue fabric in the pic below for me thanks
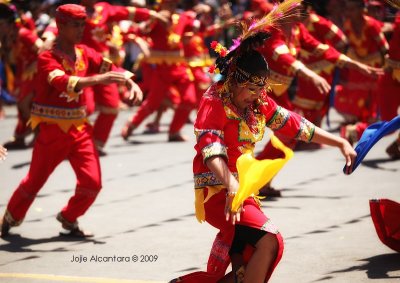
[344,115,400,174]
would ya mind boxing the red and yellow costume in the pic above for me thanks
[335,15,388,122]
[81,2,154,150]
[3,43,125,227]
[257,23,350,159]
[295,12,348,126]
[179,82,316,282]
[379,13,400,122]
[2,25,41,143]
[126,10,196,137]
[181,10,213,102]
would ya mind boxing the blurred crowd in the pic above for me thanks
[0,0,399,158]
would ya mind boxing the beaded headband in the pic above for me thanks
[234,66,268,87]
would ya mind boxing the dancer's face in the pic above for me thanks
[232,83,265,111]
[58,19,86,44]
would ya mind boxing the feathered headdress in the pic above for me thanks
[382,0,400,8]
[209,0,303,77]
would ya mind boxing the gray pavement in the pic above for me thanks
[0,105,399,283]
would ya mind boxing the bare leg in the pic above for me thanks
[244,233,278,283]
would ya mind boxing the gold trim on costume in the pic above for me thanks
[194,172,238,189]
[145,50,186,65]
[99,58,113,74]
[266,106,290,131]
[296,117,315,142]
[272,44,291,61]
[201,142,228,163]
[30,103,88,132]
[337,54,351,68]
[48,69,66,83]
[292,96,324,110]
[194,129,224,141]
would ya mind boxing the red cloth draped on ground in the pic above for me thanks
[369,199,400,253]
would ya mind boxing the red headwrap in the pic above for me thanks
[55,4,87,25]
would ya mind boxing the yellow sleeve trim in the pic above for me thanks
[99,58,113,74]
[47,69,66,83]
[337,54,351,68]
[67,76,81,94]
[272,44,290,61]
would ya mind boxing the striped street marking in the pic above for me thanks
[0,273,165,283]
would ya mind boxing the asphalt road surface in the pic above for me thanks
[1,105,399,283]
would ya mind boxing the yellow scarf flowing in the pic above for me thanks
[231,134,294,212]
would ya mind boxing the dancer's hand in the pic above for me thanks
[298,67,331,95]
[97,71,130,85]
[125,80,143,106]
[225,191,243,225]
[340,138,357,175]
[0,145,7,161]
[350,61,384,78]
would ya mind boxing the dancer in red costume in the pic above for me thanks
[255,4,377,196]
[121,0,197,142]
[293,2,348,128]
[41,0,166,155]
[0,4,142,238]
[380,12,400,159]
[336,0,388,144]
[170,3,357,281]
[79,0,166,154]
[0,3,43,149]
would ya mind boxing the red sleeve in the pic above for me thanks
[38,51,75,94]
[389,15,400,61]
[174,12,194,37]
[131,7,152,22]
[312,15,347,49]
[99,2,150,23]
[298,24,349,67]
[367,16,389,54]
[261,95,316,142]
[83,45,132,76]
[258,30,300,76]
[194,87,228,163]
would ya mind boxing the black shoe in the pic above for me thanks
[0,216,11,238]
[3,138,27,150]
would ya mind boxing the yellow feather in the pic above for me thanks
[241,0,303,41]
[382,0,400,9]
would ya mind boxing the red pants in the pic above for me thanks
[6,123,102,224]
[191,66,211,103]
[294,74,331,127]
[130,63,196,134]
[177,189,284,282]
[379,73,400,121]
[335,69,379,121]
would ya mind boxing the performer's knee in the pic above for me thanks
[78,174,102,193]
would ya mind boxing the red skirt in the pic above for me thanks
[174,189,284,282]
